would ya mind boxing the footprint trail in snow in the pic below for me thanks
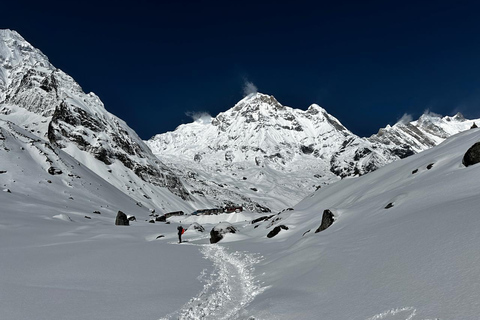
[159,244,265,320]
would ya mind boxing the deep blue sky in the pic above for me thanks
[3,0,480,139]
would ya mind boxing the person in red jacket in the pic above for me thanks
[177,225,185,243]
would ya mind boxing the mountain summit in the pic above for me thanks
[148,92,479,211]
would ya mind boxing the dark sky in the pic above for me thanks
[3,0,480,139]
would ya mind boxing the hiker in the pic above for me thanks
[177,225,185,243]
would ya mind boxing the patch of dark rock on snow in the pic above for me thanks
[0,170,7,174]
[148,219,155,223]
[210,222,237,244]
[300,145,314,154]
[3,188,11,193]
[47,166,62,175]
[315,209,335,233]
[412,169,418,174]
[427,163,434,170]
[463,142,480,167]
[471,122,478,129]
[115,211,129,226]
[84,216,91,219]
[156,235,165,239]
[302,230,311,237]
[251,215,275,224]
[156,215,166,222]
[385,202,394,209]
[267,225,289,238]
[93,210,101,214]
[127,215,137,221]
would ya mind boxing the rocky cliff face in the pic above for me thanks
[0,29,191,210]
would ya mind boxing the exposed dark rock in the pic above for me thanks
[412,169,418,174]
[391,146,415,159]
[115,211,129,226]
[127,215,137,221]
[251,215,275,224]
[463,142,480,167]
[84,216,91,219]
[427,163,434,170]
[250,188,258,192]
[156,235,165,239]
[300,145,314,154]
[385,202,394,209]
[156,215,166,222]
[3,188,11,193]
[47,167,62,175]
[148,219,155,223]
[267,225,289,238]
[471,122,478,129]
[302,230,311,237]
[93,210,101,214]
[0,170,7,174]
[210,222,237,244]
[315,209,335,233]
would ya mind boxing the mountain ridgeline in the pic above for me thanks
[1,28,478,214]
[147,93,478,211]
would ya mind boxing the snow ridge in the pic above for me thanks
[160,244,264,320]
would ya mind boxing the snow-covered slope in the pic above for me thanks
[148,92,478,212]
[0,29,194,213]
[4,124,478,320]
[217,126,480,319]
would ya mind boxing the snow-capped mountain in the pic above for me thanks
[0,29,194,214]
[148,92,479,212]
[369,111,476,152]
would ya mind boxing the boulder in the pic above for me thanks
[190,222,205,232]
[127,215,136,221]
[115,211,129,226]
[315,209,335,233]
[156,215,166,222]
[210,222,237,244]
[463,142,480,167]
[47,166,63,175]
[267,225,289,238]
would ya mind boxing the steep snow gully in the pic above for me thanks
[159,244,265,320]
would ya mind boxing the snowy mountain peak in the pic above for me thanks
[0,29,193,212]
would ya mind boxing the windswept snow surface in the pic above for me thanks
[234,127,480,320]
[160,244,264,320]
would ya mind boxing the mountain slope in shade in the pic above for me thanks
[148,92,479,211]
[0,29,194,213]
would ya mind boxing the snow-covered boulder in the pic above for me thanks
[210,222,237,243]
[190,222,205,232]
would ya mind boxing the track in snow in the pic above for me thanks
[159,244,264,320]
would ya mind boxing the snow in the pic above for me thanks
[2,28,480,320]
